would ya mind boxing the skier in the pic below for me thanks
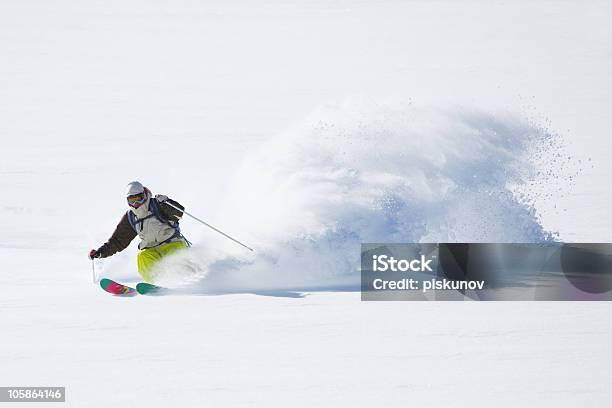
[88,181,189,283]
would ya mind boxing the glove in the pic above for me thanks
[155,194,168,203]
[89,249,102,260]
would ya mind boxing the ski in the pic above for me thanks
[100,278,137,296]
[136,282,168,295]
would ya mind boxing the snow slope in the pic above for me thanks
[1,0,612,406]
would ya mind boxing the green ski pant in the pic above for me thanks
[137,240,189,282]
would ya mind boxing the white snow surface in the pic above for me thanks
[1,1,612,406]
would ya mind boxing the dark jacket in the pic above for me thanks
[98,198,184,258]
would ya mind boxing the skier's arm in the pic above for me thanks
[97,213,137,258]
[159,198,184,221]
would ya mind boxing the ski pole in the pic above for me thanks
[91,259,97,284]
[164,201,254,252]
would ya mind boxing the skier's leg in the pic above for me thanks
[137,240,188,282]
[137,247,163,283]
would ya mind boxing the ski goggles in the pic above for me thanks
[127,192,146,208]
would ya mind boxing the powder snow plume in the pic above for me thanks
[161,100,567,293]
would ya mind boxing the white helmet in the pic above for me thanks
[127,181,145,196]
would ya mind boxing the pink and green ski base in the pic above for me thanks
[99,278,166,296]
[99,278,137,296]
